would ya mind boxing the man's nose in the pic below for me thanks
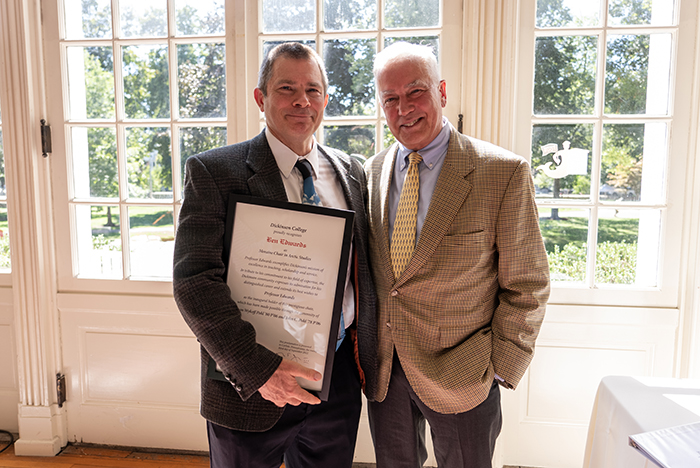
[397,99,412,115]
[293,92,311,107]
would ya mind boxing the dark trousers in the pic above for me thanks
[207,337,362,468]
[368,354,502,468]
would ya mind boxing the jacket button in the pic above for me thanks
[234,384,242,392]
[386,322,391,328]
[391,290,398,297]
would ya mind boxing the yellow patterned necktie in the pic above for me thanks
[391,151,422,279]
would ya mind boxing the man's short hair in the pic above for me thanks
[373,42,440,85]
[257,42,329,96]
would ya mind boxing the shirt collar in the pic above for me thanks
[266,127,320,179]
[396,116,450,171]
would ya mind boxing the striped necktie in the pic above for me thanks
[391,152,422,280]
[295,158,345,350]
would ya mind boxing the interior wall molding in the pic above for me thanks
[460,0,519,151]
[0,0,65,455]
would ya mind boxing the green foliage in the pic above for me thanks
[178,43,226,118]
[536,0,573,28]
[534,35,597,115]
[92,234,121,251]
[384,0,439,28]
[324,0,376,30]
[325,39,376,117]
[0,234,10,269]
[88,128,118,198]
[595,241,637,284]
[541,215,640,284]
[547,241,637,284]
[324,126,375,158]
[123,45,170,119]
[547,242,587,282]
[81,0,111,38]
[262,0,315,32]
[608,0,652,25]
[605,34,649,114]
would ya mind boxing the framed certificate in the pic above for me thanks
[208,194,354,401]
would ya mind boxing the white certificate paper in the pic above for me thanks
[218,195,354,401]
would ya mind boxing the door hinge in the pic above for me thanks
[458,114,463,134]
[56,373,66,407]
[40,119,52,158]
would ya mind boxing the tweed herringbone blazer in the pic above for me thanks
[173,131,378,431]
[365,127,550,414]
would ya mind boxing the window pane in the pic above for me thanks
[67,46,115,120]
[536,0,600,28]
[323,125,375,159]
[383,124,396,150]
[384,0,439,28]
[126,127,172,200]
[324,0,376,31]
[324,39,376,117]
[120,0,167,38]
[71,127,118,199]
[123,45,170,119]
[262,0,315,33]
[601,122,667,204]
[0,131,4,194]
[0,203,9,272]
[540,207,590,283]
[531,124,593,200]
[64,0,113,39]
[178,43,226,118]
[605,34,671,115]
[128,206,174,278]
[534,35,597,115]
[76,205,122,279]
[175,0,224,36]
[608,0,676,26]
[596,208,660,286]
[179,127,227,194]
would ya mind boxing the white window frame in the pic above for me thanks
[514,0,694,308]
[44,0,465,295]
[241,0,464,153]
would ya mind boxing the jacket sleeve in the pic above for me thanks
[491,159,550,389]
[172,155,282,401]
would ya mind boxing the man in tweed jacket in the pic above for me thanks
[364,42,550,467]
[173,43,377,468]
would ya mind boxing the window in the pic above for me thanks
[59,0,227,281]
[0,100,8,272]
[521,0,682,302]
[50,0,461,287]
[255,0,444,158]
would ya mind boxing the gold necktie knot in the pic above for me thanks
[391,152,422,280]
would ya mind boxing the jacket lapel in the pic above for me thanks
[396,129,474,284]
[245,131,288,202]
[379,145,399,284]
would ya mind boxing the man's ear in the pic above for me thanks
[439,80,447,107]
[254,87,265,112]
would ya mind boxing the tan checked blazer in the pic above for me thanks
[365,127,550,414]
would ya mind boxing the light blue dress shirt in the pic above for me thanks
[388,117,452,244]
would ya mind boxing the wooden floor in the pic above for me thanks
[0,444,210,468]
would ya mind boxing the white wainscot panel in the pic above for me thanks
[0,287,18,432]
[83,332,200,406]
[59,294,207,451]
[501,304,679,468]
[0,324,17,389]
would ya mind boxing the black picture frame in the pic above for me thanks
[207,194,354,401]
